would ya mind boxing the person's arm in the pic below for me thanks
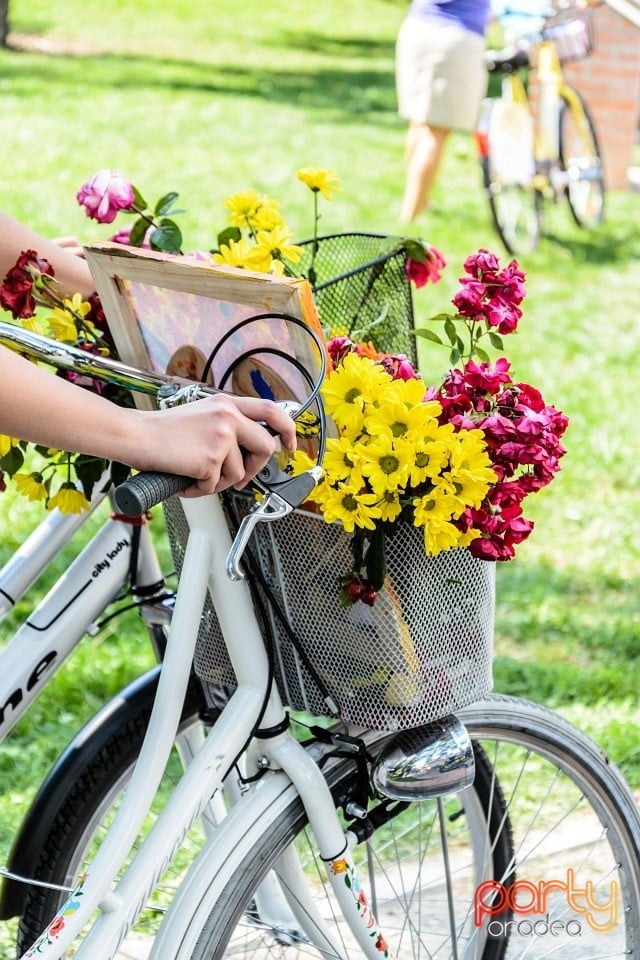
[0,347,297,495]
[0,212,95,299]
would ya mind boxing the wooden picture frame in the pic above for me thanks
[84,242,325,411]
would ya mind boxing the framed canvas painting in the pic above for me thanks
[84,243,326,411]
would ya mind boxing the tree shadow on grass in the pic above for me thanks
[536,199,640,265]
[1,43,399,123]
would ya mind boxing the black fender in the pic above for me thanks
[0,665,207,920]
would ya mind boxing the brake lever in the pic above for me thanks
[225,466,323,581]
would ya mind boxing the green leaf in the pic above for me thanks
[365,527,387,591]
[450,347,460,365]
[131,185,148,212]
[413,328,444,345]
[424,312,455,324]
[401,238,426,263]
[0,446,24,475]
[154,191,180,217]
[129,217,150,247]
[150,219,183,253]
[110,460,131,489]
[75,454,108,484]
[216,226,242,248]
[74,455,107,501]
[488,332,504,350]
[351,527,366,572]
[475,345,490,362]
[444,317,457,345]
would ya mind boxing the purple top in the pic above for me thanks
[405,0,490,37]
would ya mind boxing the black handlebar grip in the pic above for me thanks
[114,471,192,516]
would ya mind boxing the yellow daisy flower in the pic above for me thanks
[322,353,391,435]
[444,432,496,506]
[366,397,439,444]
[248,226,303,267]
[412,490,461,525]
[384,376,435,411]
[14,472,47,503]
[407,439,449,487]
[0,434,21,459]
[289,449,316,475]
[317,480,381,533]
[421,516,464,556]
[224,190,262,229]
[356,434,412,495]
[47,308,78,343]
[212,237,259,270]
[297,167,341,201]
[322,436,364,484]
[21,316,46,335]
[376,489,404,522]
[293,410,320,440]
[250,199,285,232]
[48,483,90,514]
[456,527,481,547]
[64,293,92,318]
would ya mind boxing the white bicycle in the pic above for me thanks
[2,321,640,960]
[0,322,222,949]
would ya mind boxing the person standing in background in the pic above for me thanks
[396,0,492,223]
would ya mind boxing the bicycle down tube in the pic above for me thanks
[0,484,164,741]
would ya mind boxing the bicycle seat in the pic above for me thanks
[485,46,531,73]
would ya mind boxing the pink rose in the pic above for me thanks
[77,169,135,224]
[463,249,501,279]
[109,224,151,248]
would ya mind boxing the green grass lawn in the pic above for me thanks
[1,0,640,949]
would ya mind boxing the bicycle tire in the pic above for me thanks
[559,90,605,229]
[179,695,640,960]
[480,99,541,256]
[15,678,210,957]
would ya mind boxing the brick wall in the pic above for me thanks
[561,5,640,190]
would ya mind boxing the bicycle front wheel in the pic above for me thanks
[559,90,605,229]
[183,695,640,960]
[479,99,541,255]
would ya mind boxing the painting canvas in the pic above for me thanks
[83,243,325,411]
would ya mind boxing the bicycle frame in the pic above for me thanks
[1,320,400,960]
[19,497,391,960]
[0,481,167,742]
[498,40,596,179]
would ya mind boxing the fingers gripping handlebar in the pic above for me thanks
[113,388,323,581]
[112,457,321,517]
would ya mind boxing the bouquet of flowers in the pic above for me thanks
[291,249,567,605]
[0,167,439,512]
[0,169,568,609]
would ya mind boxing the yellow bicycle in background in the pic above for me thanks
[476,2,605,254]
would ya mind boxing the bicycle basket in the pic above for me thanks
[294,232,417,364]
[542,7,594,64]
[166,494,495,732]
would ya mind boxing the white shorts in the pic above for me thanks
[396,19,487,132]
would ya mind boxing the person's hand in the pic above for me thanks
[53,236,86,258]
[128,393,298,496]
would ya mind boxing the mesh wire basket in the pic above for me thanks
[294,232,417,364]
[542,7,594,63]
[164,496,495,732]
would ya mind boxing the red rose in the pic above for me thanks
[0,249,54,319]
